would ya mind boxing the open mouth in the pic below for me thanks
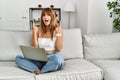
[43,19,50,25]
[45,20,49,22]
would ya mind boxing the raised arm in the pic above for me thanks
[55,26,63,52]
[32,20,39,47]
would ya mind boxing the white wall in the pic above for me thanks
[0,1,1,26]
[76,0,88,34]
[87,0,113,34]
[0,0,77,30]
[0,0,113,34]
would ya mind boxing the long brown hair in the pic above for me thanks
[40,8,58,39]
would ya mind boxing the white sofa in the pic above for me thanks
[0,28,119,80]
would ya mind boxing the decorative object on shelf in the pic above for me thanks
[64,2,76,29]
[38,4,42,8]
[55,11,58,17]
[107,0,120,32]
[50,5,54,8]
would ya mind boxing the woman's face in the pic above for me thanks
[42,13,51,26]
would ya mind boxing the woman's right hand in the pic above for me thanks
[32,20,38,33]
[32,20,39,47]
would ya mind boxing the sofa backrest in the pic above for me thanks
[83,33,120,59]
[0,31,32,61]
[61,29,83,59]
[0,28,83,61]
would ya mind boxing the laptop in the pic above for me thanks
[20,45,48,61]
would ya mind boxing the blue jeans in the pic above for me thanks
[15,52,64,74]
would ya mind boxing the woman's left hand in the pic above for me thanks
[55,27,62,34]
[55,26,63,52]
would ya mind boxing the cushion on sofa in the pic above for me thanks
[36,59,103,80]
[0,31,22,61]
[61,29,83,59]
[11,31,32,46]
[0,62,35,80]
[83,33,120,59]
[90,59,120,80]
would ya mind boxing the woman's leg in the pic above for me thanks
[41,52,64,73]
[15,55,46,74]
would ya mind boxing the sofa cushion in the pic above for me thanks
[61,29,83,59]
[0,31,32,61]
[36,59,103,80]
[0,31,22,61]
[11,31,32,46]
[0,62,35,80]
[90,59,120,80]
[83,33,120,59]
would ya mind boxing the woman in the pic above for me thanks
[15,8,64,75]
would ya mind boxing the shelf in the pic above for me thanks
[30,20,40,22]
[29,7,61,29]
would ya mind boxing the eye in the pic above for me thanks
[42,13,47,16]
[42,14,45,16]
[47,13,51,16]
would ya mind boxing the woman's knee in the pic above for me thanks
[15,55,23,64]
[54,55,64,66]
